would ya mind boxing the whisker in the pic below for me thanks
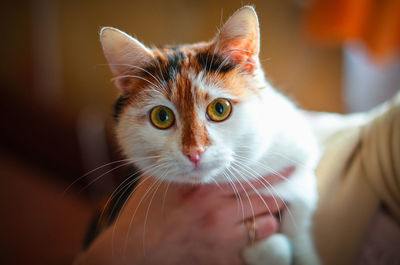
[232,153,297,186]
[100,63,167,90]
[210,53,235,83]
[227,48,256,54]
[225,165,256,225]
[119,162,169,256]
[231,60,256,66]
[142,169,168,254]
[78,155,161,193]
[152,57,169,92]
[232,156,296,226]
[111,162,168,256]
[267,151,308,169]
[122,175,162,257]
[100,173,141,227]
[112,74,161,90]
[78,161,135,194]
[207,37,222,73]
[231,160,282,221]
[161,180,172,216]
[234,145,308,169]
[63,158,136,194]
[111,173,153,257]
[230,162,274,218]
[100,161,165,226]
[222,169,245,221]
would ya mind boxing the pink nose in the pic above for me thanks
[187,152,201,163]
[184,147,205,165]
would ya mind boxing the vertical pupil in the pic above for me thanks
[215,102,224,114]
[158,109,168,122]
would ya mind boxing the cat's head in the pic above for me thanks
[100,6,275,183]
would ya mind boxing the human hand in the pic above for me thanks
[77,176,283,265]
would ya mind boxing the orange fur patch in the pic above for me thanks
[115,44,259,153]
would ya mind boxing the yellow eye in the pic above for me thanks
[206,98,232,122]
[150,106,175,129]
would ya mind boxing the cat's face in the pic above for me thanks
[101,6,274,183]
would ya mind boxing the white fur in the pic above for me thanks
[116,69,321,264]
[243,234,292,265]
[106,6,320,265]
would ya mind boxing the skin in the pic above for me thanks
[77,176,284,265]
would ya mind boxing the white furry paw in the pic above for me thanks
[292,243,321,265]
[242,233,292,265]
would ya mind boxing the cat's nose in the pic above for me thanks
[184,147,205,165]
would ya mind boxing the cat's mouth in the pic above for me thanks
[182,161,227,183]
[155,153,230,183]
[189,176,202,183]
[186,166,208,177]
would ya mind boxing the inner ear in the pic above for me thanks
[100,27,154,92]
[213,6,260,73]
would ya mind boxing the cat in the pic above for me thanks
[100,6,320,265]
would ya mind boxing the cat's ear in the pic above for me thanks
[214,6,260,73]
[100,27,153,91]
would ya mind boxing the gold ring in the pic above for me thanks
[245,219,256,245]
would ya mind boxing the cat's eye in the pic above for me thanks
[149,106,175,129]
[206,98,232,122]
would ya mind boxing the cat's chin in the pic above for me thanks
[160,166,226,184]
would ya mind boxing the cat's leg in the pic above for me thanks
[242,200,320,265]
[242,169,320,265]
[280,184,320,265]
[242,233,292,265]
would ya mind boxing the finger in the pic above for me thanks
[221,194,284,223]
[251,214,279,242]
[235,214,279,246]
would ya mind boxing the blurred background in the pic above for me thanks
[0,0,399,264]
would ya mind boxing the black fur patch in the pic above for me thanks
[196,52,236,73]
[168,45,180,51]
[141,52,185,85]
[164,52,185,82]
[113,96,129,122]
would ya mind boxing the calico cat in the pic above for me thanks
[99,6,320,265]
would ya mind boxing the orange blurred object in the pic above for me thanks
[304,0,400,61]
